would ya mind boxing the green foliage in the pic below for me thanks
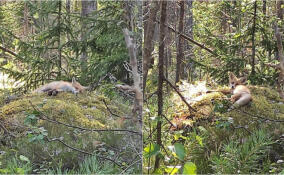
[49,155,119,174]
[183,162,197,175]
[210,130,274,174]
[191,0,279,85]
[0,1,140,93]
[0,156,32,174]
[0,91,141,174]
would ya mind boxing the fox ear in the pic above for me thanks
[229,72,237,81]
[238,77,247,84]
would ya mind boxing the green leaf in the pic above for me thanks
[15,168,25,174]
[143,143,160,158]
[174,143,185,161]
[165,166,180,175]
[183,162,197,175]
[19,155,30,163]
[195,135,203,147]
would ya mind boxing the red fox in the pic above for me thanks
[33,78,89,95]
[229,72,252,108]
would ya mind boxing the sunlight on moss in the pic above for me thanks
[170,82,284,129]
[0,92,130,130]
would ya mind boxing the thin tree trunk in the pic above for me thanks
[263,0,266,15]
[154,1,167,170]
[185,0,193,81]
[251,0,257,76]
[176,1,185,83]
[24,2,28,36]
[143,1,160,95]
[277,0,283,20]
[58,1,62,78]
[80,0,96,82]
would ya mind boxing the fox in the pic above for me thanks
[207,72,252,109]
[228,72,252,108]
[33,77,89,95]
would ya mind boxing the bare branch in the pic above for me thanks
[163,77,196,112]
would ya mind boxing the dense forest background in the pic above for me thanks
[143,0,284,174]
[0,0,142,174]
[0,0,142,92]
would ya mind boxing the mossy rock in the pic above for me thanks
[171,85,284,130]
[0,91,132,172]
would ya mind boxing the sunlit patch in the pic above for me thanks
[170,81,226,130]
[174,80,209,105]
[0,72,24,89]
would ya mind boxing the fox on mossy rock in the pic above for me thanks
[33,78,89,96]
[207,72,252,109]
[228,72,252,108]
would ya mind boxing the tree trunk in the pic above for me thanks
[143,1,160,95]
[263,0,266,15]
[154,1,167,170]
[80,0,96,82]
[58,1,62,78]
[175,1,185,83]
[185,0,194,81]
[251,0,257,76]
[277,0,283,20]
[24,2,29,36]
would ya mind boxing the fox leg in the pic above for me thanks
[228,93,252,111]
[234,93,252,107]
[231,94,242,103]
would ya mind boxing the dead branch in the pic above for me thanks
[121,28,143,118]
[238,110,284,123]
[156,20,217,56]
[163,77,196,112]
[0,45,18,58]
[0,122,16,137]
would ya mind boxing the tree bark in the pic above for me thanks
[185,0,194,81]
[274,24,284,99]
[80,0,96,82]
[58,1,62,78]
[251,0,257,76]
[154,1,167,170]
[263,0,266,15]
[122,28,143,119]
[277,0,283,20]
[176,1,185,83]
[143,1,160,95]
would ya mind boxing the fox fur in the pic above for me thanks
[33,78,89,95]
[228,72,252,108]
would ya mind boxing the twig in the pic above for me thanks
[155,20,217,56]
[0,122,16,137]
[237,109,284,123]
[120,158,141,174]
[163,77,196,112]
[46,137,122,167]
[29,100,142,136]
[162,114,175,128]
[102,99,121,118]
[232,125,252,134]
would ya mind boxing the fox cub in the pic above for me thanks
[34,77,89,95]
[229,72,252,108]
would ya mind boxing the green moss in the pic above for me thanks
[171,86,284,129]
[0,91,129,129]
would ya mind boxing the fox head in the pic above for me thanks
[72,77,89,93]
[228,72,247,89]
